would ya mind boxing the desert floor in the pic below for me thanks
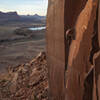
[0,23,46,72]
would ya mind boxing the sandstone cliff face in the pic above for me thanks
[0,52,48,100]
[47,0,100,100]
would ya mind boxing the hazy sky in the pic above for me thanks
[0,0,48,15]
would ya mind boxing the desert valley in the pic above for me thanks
[0,11,46,72]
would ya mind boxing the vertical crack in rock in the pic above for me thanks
[83,68,94,100]
[93,52,100,100]
[89,6,99,65]
[78,73,81,86]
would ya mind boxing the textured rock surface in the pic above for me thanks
[47,0,100,100]
[66,0,98,99]
[0,52,48,100]
[47,0,66,99]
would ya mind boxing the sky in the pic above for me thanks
[0,0,48,16]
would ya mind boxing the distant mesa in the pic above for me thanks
[0,11,19,19]
[0,11,46,25]
[0,11,20,24]
[0,11,18,15]
[34,14,40,17]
